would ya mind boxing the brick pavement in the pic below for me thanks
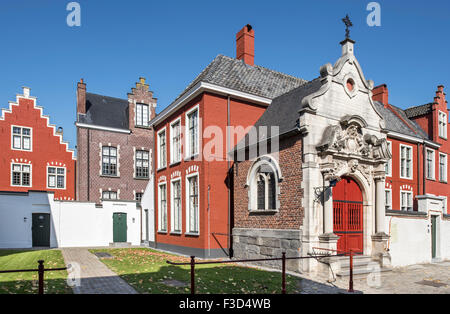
[61,248,137,294]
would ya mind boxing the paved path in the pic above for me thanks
[61,248,137,294]
[299,261,450,294]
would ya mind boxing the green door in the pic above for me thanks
[32,213,51,247]
[431,216,437,259]
[113,213,127,243]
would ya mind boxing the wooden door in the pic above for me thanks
[32,213,51,247]
[113,213,127,243]
[333,177,364,254]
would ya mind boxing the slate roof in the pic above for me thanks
[153,55,307,123]
[77,93,129,130]
[233,78,322,150]
[404,103,433,119]
[373,102,429,140]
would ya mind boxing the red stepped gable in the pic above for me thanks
[0,87,76,200]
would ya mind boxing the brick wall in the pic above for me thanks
[233,133,304,229]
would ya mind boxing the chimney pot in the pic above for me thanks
[236,24,255,66]
[372,84,389,106]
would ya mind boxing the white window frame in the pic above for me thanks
[135,103,150,127]
[400,144,413,180]
[385,188,392,210]
[46,166,67,190]
[185,105,200,159]
[170,117,182,165]
[438,111,447,139]
[400,190,413,212]
[157,127,167,170]
[185,172,199,235]
[11,163,32,187]
[135,150,150,179]
[11,125,32,152]
[170,178,182,234]
[439,153,448,183]
[385,141,392,177]
[158,182,168,232]
[426,148,435,180]
[102,190,118,200]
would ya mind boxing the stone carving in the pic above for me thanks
[317,119,391,161]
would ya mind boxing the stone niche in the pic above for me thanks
[232,228,301,272]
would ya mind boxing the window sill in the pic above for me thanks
[439,180,448,184]
[170,231,182,235]
[157,166,167,172]
[426,177,436,181]
[100,175,120,179]
[134,125,151,130]
[249,209,279,215]
[157,231,168,234]
[185,232,199,237]
[184,154,199,161]
[134,177,149,181]
[170,161,182,167]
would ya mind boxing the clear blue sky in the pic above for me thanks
[1,0,449,150]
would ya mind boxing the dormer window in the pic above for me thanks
[136,103,149,127]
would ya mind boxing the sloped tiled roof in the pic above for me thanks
[154,55,307,123]
[77,93,129,130]
[404,103,433,118]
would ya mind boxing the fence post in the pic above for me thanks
[348,250,354,293]
[38,260,45,295]
[281,252,286,295]
[190,256,195,295]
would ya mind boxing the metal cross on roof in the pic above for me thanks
[342,14,353,39]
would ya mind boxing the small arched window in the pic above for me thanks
[247,156,281,212]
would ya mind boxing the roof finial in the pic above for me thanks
[342,14,353,39]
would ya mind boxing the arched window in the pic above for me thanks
[247,156,281,212]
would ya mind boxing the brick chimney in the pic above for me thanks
[372,84,389,106]
[236,24,255,66]
[77,79,87,114]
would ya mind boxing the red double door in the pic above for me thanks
[333,177,364,254]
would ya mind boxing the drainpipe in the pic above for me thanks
[227,95,232,258]
[417,143,421,196]
[423,143,427,195]
[87,128,90,201]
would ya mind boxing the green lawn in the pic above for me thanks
[0,249,72,294]
[90,248,301,294]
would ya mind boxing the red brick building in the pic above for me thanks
[0,87,76,200]
[75,78,156,204]
[149,25,306,257]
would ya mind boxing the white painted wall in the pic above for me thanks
[0,191,141,249]
[140,175,155,243]
[385,194,450,267]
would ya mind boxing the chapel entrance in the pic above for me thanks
[333,177,364,254]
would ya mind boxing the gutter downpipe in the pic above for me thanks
[227,95,232,258]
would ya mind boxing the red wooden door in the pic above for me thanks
[333,177,363,254]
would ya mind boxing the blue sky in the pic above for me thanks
[0,0,449,150]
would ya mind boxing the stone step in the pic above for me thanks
[339,259,375,270]
[336,267,392,277]
[109,242,132,248]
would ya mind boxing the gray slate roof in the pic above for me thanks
[404,103,433,118]
[154,55,307,122]
[78,93,129,130]
[233,78,322,150]
[373,102,429,139]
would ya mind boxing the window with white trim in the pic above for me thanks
[385,189,392,210]
[248,157,281,212]
[12,126,32,151]
[158,129,166,169]
[135,150,149,178]
[102,191,117,200]
[136,103,149,127]
[186,108,199,157]
[186,175,199,234]
[385,141,392,176]
[439,153,447,182]
[171,120,181,164]
[400,145,413,179]
[438,111,447,139]
[426,149,435,180]
[102,146,117,176]
[400,191,413,212]
[158,184,167,232]
[171,179,182,233]
[11,164,31,187]
[135,192,143,203]
[47,167,66,189]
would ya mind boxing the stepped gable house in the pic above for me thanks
[76,78,156,203]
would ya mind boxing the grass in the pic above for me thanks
[0,249,72,294]
[90,248,301,294]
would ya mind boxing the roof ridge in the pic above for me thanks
[86,92,128,102]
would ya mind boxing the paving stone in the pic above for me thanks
[61,248,138,294]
